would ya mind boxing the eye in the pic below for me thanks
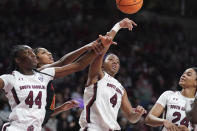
[187,72,192,76]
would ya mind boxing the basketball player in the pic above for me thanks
[145,68,197,131]
[0,35,113,131]
[34,41,106,126]
[79,18,147,131]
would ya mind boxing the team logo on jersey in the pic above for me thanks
[38,76,43,82]
[18,78,23,80]
[173,98,178,101]
[27,125,34,131]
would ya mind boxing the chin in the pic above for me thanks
[179,84,185,89]
[49,60,54,64]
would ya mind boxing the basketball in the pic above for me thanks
[116,0,143,14]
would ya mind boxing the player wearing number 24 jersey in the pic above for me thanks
[79,18,147,131]
[145,68,197,131]
[156,91,194,131]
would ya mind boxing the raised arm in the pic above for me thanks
[121,89,146,123]
[54,36,113,78]
[39,41,102,70]
[87,18,137,86]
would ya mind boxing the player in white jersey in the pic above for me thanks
[79,18,147,131]
[0,36,113,131]
[34,41,102,126]
[145,67,197,131]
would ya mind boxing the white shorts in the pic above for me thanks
[2,122,42,131]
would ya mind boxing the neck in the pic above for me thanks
[18,68,34,75]
[37,63,44,68]
[105,71,115,77]
[181,88,196,98]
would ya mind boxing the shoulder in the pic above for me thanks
[0,73,15,79]
[161,90,175,96]
[40,68,55,77]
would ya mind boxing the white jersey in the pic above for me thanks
[156,91,194,131]
[0,68,55,131]
[79,72,124,131]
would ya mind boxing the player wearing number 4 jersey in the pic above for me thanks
[79,18,146,131]
[145,68,197,131]
[0,35,112,131]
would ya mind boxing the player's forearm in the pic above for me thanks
[51,105,65,117]
[145,114,165,127]
[107,23,121,40]
[55,44,90,66]
[75,49,99,69]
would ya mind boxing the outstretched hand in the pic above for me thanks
[99,35,117,48]
[60,100,79,111]
[178,125,190,131]
[119,18,137,31]
[163,120,179,131]
[134,105,147,116]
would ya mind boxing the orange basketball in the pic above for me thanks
[116,0,143,14]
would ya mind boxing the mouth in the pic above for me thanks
[112,65,116,70]
[179,77,185,82]
[49,57,54,62]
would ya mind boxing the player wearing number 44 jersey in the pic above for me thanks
[79,18,146,131]
[145,68,197,131]
[0,35,112,131]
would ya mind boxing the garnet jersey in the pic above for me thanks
[79,72,124,131]
[156,91,194,131]
[0,68,55,131]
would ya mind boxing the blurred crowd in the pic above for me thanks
[0,0,197,131]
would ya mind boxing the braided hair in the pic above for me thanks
[7,45,29,73]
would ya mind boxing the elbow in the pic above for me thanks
[144,115,153,126]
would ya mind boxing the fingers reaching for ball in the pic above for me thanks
[119,18,137,31]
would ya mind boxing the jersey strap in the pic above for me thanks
[86,83,97,123]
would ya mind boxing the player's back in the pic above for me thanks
[79,72,124,131]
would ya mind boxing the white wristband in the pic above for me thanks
[112,23,121,33]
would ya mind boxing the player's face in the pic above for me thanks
[17,46,38,69]
[179,68,197,88]
[103,54,120,76]
[36,48,54,65]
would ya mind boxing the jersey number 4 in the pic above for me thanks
[25,91,42,109]
[110,93,118,107]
